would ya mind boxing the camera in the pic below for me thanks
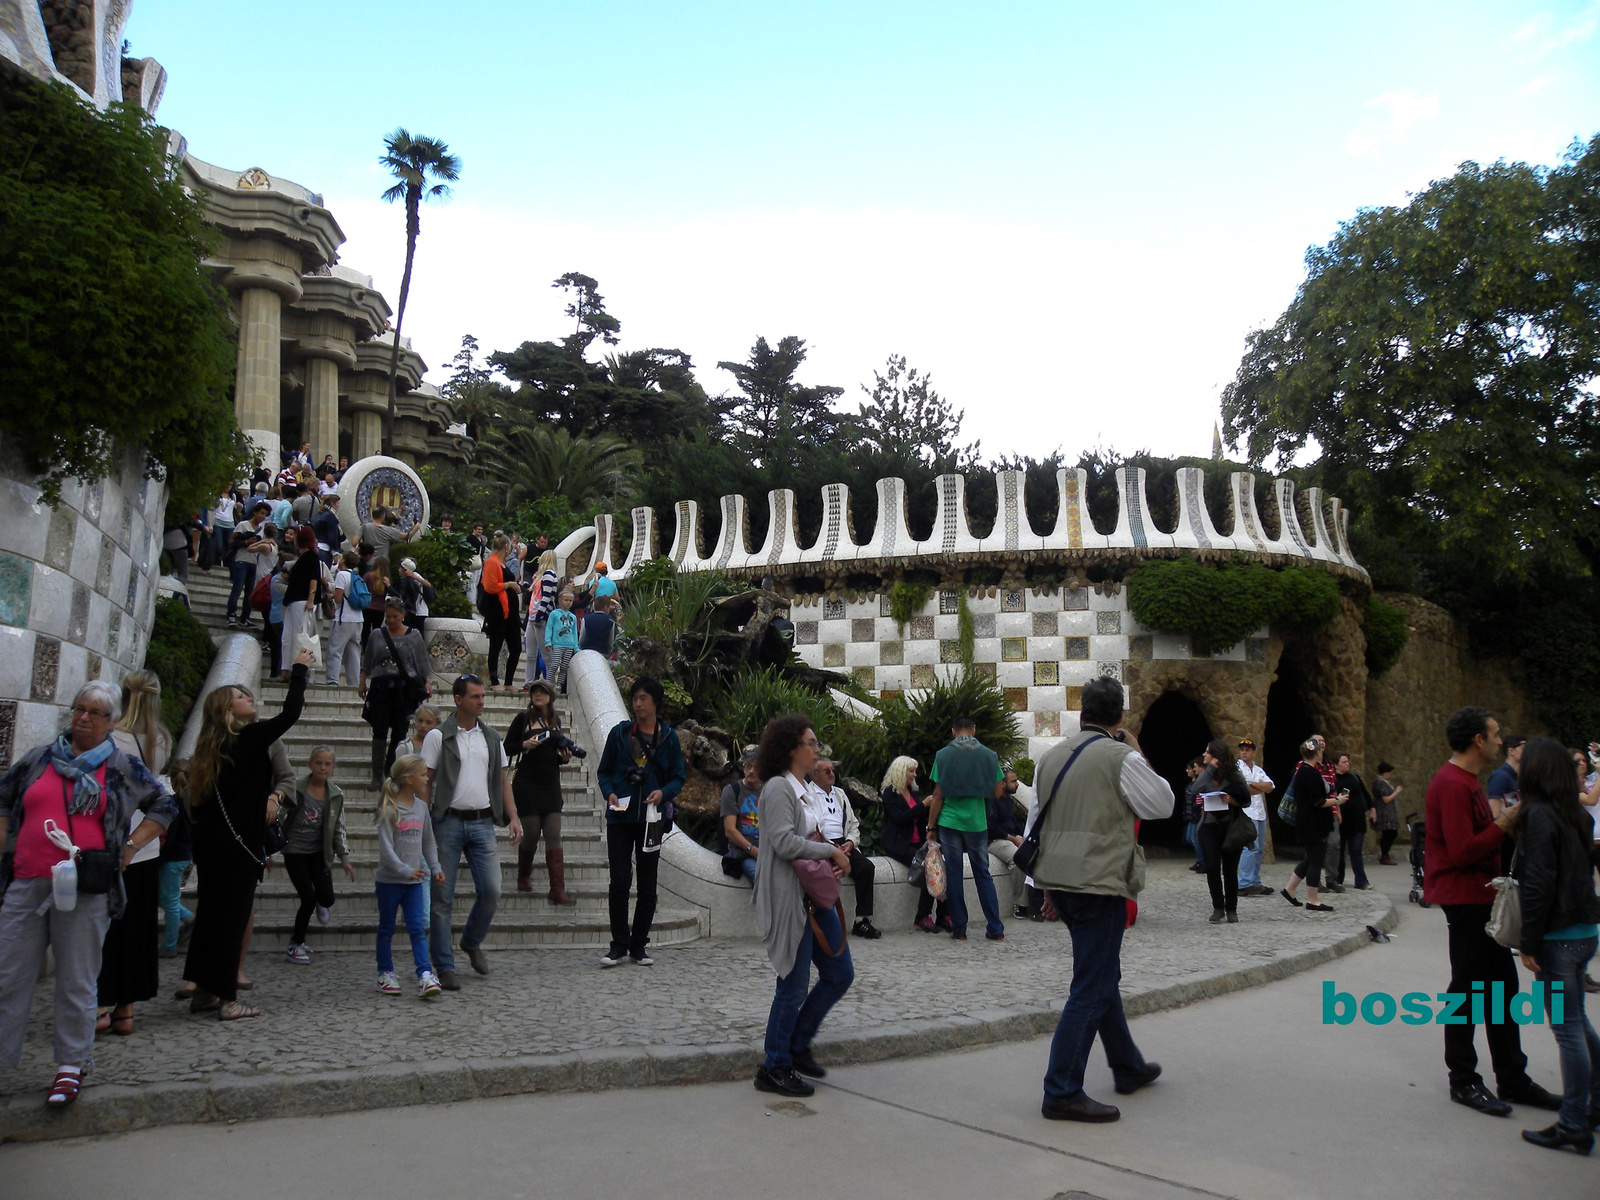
[625,764,649,789]
[554,733,588,760]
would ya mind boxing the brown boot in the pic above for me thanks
[547,848,575,906]
[517,838,536,893]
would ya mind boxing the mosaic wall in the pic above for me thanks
[0,438,166,768]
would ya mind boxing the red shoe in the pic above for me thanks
[914,916,937,932]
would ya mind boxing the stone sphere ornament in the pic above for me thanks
[337,455,429,535]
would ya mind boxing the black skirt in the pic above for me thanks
[97,858,161,1005]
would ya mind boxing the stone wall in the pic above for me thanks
[0,437,166,769]
[1362,593,1539,803]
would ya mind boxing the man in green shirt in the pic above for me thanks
[926,715,1008,941]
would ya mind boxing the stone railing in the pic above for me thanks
[555,467,1365,585]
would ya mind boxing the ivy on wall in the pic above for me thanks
[1361,595,1409,676]
[1126,559,1343,652]
[889,580,931,634]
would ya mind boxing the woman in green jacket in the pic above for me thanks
[279,746,355,965]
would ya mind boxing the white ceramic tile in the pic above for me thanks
[1012,710,1036,738]
[996,661,1032,688]
[55,641,87,705]
[876,665,909,691]
[1059,662,1099,687]
[875,617,903,641]
[844,642,878,667]
[28,566,71,638]
[996,612,1032,638]
[1061,611,1094,635]
[0,626,34,698]
[794,645,824,669]
[1090,635,1129,661]
[933,614,959,639]
[905,639,939,665]
[16,699,60,757]
[1026,636,1062,662]
[1027,685,1065,710]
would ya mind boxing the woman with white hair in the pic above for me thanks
[879,755,948,932]
[0,681,176,1107]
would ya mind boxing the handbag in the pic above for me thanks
[62,799,116,895]
[1276,772,1299,825]
[924,838,947,900]
[381,627,428,709]
[1222,806,1258,853]
[906,842,929,887]
[1012,733,1108,878]
[793,843,842,909]
[214,785,270,867]
[1485,846,1521,949]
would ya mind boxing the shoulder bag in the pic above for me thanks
[791,830,850,957]
[214,785,278,866]
[61,783,117,895]
[1484,844,1522,949]
[1222,805,1258,853]
[382,627,429,709]
[1012,734,1108,878]
[1276,771,1300,825]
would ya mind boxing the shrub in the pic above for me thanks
[408,528,474,619]
[1127,560,1342,650]
[1362,594,1409,676]
[956,592,976,665]
[1012,756,1036,785]
[144,597,216,735]
[880,667,1025,777]
[888,579,931,634]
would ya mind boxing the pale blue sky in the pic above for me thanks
[128,1,1600,461]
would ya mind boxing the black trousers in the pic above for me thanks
[832,840,875,918]
[284,852,336,943]
[1294,833,1329,889]
[1199,820,1241,912]
[1379,829,1399,857]
[1442,902,1532,1091]
[97,858,160,1006]
[485,609,519,685]
[606,822,658,956]
[365,683,416,778]
[184,848,259,1004]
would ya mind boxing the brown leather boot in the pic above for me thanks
[516,838,536,892]
[547,848,575,905]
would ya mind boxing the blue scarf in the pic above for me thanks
[48,734,115,816]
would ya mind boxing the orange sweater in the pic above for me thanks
[481,554,510,618]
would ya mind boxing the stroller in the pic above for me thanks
[1405,811,1429,907]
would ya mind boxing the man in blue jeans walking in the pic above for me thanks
[421,674,522,991]
[1029,677,1173,1122]
[1235,738,1275,895]
[926,715,1008,942]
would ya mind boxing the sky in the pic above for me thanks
[126,1,1600,464]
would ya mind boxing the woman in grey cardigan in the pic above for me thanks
[753,714,854,1099]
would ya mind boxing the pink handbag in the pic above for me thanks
[792,833,848,956]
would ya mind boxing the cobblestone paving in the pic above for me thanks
[0,862,1389,1098]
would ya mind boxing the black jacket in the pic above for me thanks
[1515,804,1600,951]
[1335,771,1371,834]
[880,787,929,864]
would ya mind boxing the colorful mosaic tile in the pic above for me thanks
[1065,685,1083,710]
[939,589,960,615]
[972,662,997,682]
[1003,686,1028,712]
[1000,589,1026,613]
[1032,611,1056,637]
[910,664,936,689]
[1097,610,1122,635]
[879,639,904,666]
[971,612,995,639]
[823,596,846,621]
[822,642,846,667]
[0,699,14,770]
[851,618,875,642]
[795,621,818,645]
[1001,637,1027,662]
[1063,589,1090,610]
[1035,711,1061,737]
[0,551,31,628]
[69,583,89,644]
[108,611,121,657]
[96,535,114,593]
[909,615,935,641]
[1033,660,1059,686]
[87,652,102,680]
[852,666,875,690]
[880,593,894,617]
[1246,638,1269,663]
[31,635,59,702]
[880,689,903,702]
[1064,637,1089,660]
[1128,635,1153,661]
[940,639,965,663]
[1097,660,1123,681]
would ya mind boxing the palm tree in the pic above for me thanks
[474,424,641,511]
[379,129,460,456]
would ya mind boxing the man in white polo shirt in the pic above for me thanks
[808,759,880,939]
[1235,738,1275,896]
[421,673,522,991]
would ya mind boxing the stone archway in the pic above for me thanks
[1136,690,1213,847]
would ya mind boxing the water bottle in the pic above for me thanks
[51,855,79,912]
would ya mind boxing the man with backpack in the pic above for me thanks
[327,550,371,688]
[225,501,273,628]
[312,493,346,566]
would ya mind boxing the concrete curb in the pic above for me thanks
[0,897,1395,1143]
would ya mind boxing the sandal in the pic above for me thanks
[173,984,197,1001]
[95,1010,112,1035]
[45,1066,82,1108]
[218,1001,261,1021]
[189,994,221,1014]
[111,1008,134,1036]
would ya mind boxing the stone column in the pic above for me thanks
[352,410,383,461]
[234,286,283,467]
[303,357,341,467]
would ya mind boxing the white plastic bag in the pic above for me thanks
[43,819,78,911]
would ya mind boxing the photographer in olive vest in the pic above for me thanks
[1031,676,1173,1123]
[421,674,522,991]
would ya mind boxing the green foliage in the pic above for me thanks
[1362,595,1409,676]
[474,425,640,515]
[718,336,847,463]
[1127,560,1341,650]
[660,679,694,718]
[855,354,978,467]
[1,76,247,509]
[408,528,473,619]
[1012,756,1036,786]
[713,666,828,747]
[881,668,1025,774]
[144,597,217,735]
[956,591,976,665]
[889,580,931,634]
[513,495,600,545]
[616,558,739,685]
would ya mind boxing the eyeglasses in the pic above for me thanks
[70,705,111,720]
[799,737,820,748]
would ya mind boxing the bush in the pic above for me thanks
[1127,560,1342,651]
[881,667,1025,775]
[888,579,931,634]
[1362,595,1409,675]
[143,597,216,735]
[408,528,474,619]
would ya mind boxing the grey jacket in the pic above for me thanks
[754,775,837,977]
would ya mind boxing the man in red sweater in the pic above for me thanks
[1424,706,1561,1117]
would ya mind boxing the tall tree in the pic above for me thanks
[473,425,639,511]
[439,334,510,444]
[855,354,977,467]
[1221,135,1600,584]
[379,129,460,456]
[717,336,845,462]
[553,271,622,352]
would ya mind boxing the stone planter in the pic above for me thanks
[424,616,488,684]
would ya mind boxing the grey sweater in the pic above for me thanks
[753,775,838,977]
[375,796,441,884]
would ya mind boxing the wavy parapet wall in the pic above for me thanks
[556,467,1366,584]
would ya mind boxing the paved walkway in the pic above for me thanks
[0,861,1393,1141]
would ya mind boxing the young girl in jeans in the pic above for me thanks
[375,755,444,998]
[543,589,580,694]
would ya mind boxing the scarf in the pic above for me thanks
[48,733,115,816]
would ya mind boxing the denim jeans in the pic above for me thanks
[1042,891,1148,1106]
[1333,828,1369,887]
[1236,817,1267,888]
[1183,820,1204,863]
[762,903,854,1072]
[226,559,255,620]
[939,826,1004,937]
[157,860,192,951]
[738,857,758,883]
[1537,935,1600,1133]
[377,881,433,979]
[429,813,502,973]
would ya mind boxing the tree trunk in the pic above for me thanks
[382,193,421,457]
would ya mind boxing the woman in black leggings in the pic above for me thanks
[1196,739,1251,923]
[1281,738,1344,913]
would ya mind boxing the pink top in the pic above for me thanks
[13,764,108,879]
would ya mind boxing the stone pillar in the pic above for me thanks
[352,410,383,461]
[234,286,283,468]
[303,356,342,467]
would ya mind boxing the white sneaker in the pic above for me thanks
[285,943,311,965]
[377,971,402,995]
[418,971,442,999]
[315,905,332,927]
[599,949,628,968]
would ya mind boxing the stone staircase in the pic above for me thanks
[179,568,704,952]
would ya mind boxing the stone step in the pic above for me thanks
[224,881,638,917]
[254,853,621,886]
[236,909,704,952]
